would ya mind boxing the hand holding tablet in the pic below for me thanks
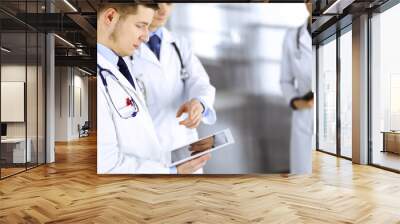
[176,153,211,174]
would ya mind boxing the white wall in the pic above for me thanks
[1,65,26,141]
[71,72,89,138]
[1,65,35,137]
[55,66,69,141]
[55,67,89,141]
[1,64,46,164]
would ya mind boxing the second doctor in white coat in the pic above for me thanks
[130,3,217,152]
[280,5,313,174]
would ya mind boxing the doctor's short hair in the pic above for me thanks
[97,2,159,19]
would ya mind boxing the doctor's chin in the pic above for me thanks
[96,3,313,175]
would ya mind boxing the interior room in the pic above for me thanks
[0,0,399,223]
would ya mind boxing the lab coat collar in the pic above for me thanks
[298,22,312,52]
[160,27,176,44]
[98,53,137,94]
[135,42,161,67]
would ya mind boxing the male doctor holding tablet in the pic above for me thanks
[97,3,210,174]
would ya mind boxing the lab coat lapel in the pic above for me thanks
[124,56,147,104]
[98,54,138,95]
[136,42,162,68]
[123,56,141,93]
[159,27,177,69]
[300,24,312,54]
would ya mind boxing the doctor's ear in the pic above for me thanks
[102,8,120,25]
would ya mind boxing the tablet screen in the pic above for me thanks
[171,132,228,164]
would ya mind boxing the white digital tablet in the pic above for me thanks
[167,129,234,167]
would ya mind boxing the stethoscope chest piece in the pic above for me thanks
[98,64,140,119]
[180,67,189,81]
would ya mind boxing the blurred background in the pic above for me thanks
[168,3,310,174]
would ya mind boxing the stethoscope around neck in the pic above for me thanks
[97,64,140,119]
[171,42,190,81]
[134,41,190,102]
[130,41,189,81]
[295,23,311,59]
[295,26,303,59]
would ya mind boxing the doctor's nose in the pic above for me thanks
[140,29,150,43]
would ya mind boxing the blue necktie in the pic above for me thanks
[117,56,135,89]
[148,35,161,60]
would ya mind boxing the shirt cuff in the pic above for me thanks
[290,97,302,110]
[194,97,209,116]
[193,97,217,124]
[170,166,178,174]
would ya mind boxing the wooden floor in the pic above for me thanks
[1,135,400,223]
[1,167,26,178]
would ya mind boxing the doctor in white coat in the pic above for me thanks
[97,3,210,174]
[130,3,217,153]
[280,4,313,174]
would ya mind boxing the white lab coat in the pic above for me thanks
[97,53,170,174]
[130,27,216,151]
[280,23,314,174]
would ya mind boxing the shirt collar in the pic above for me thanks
[149,27,163,40]
[97,43,119,67]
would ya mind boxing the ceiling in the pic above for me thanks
[311,0,392,44]
[0,0,98,73]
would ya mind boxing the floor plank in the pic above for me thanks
[0,135,400,223]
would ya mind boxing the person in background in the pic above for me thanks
[130,3,217,158]
[280,2,313,174]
